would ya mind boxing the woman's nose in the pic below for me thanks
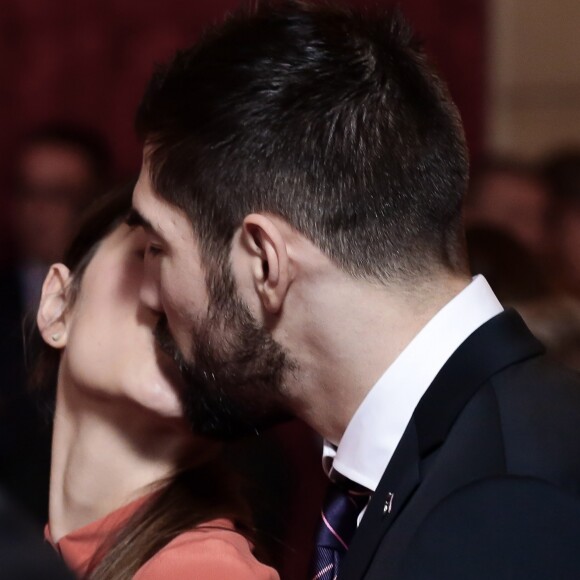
[139,264,163,314]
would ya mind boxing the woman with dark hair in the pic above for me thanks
[31,186,278,580]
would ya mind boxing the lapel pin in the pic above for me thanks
[383,492,394,515]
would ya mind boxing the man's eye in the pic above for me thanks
[147,244,163,257]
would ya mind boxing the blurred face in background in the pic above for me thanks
[465,170,550,259]
[13,141,97,264]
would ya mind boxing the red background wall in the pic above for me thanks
[0,0,486,253]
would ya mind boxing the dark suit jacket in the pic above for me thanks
[340,310,580,579]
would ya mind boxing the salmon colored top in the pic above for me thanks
[45,494,279,580]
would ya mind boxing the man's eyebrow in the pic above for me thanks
[126,208,157,235]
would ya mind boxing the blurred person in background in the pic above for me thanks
[8,123,112,304]
[0,123,111,522]
[517,297,580,372]
[466,225,550,304]
[464,157,550,262]
[466,153,580,372]
[467,225,580,371]
[542,149,580,296]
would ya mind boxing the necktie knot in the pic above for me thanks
[318,485,368,552]
[310,482,369,580]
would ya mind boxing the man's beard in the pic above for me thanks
[154,286,295,440]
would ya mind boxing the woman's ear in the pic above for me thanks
[240,214,292,314]
[37,264,71,349]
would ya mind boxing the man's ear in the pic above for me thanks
[37,264,71,349]
[240,214,292,314]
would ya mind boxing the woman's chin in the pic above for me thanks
[127,376,186,419]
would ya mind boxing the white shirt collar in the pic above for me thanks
[323,275,503,491]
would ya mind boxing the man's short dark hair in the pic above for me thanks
[136,0,469,283]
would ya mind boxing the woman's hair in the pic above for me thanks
[89,463,253,580]
[29,183,256,579]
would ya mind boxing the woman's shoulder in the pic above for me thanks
[133,518,279,580]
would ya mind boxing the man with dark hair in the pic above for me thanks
[131,2,580,578]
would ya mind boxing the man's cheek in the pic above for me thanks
[159,272,189,330]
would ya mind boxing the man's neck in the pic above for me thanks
[49,380,195,542]
[287,271,471,444]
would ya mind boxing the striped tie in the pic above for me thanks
[310,483,369,580]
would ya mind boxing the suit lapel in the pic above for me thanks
[339,310,544,579]
[413,309,544,456]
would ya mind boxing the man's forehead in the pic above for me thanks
[132,178,192,243]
